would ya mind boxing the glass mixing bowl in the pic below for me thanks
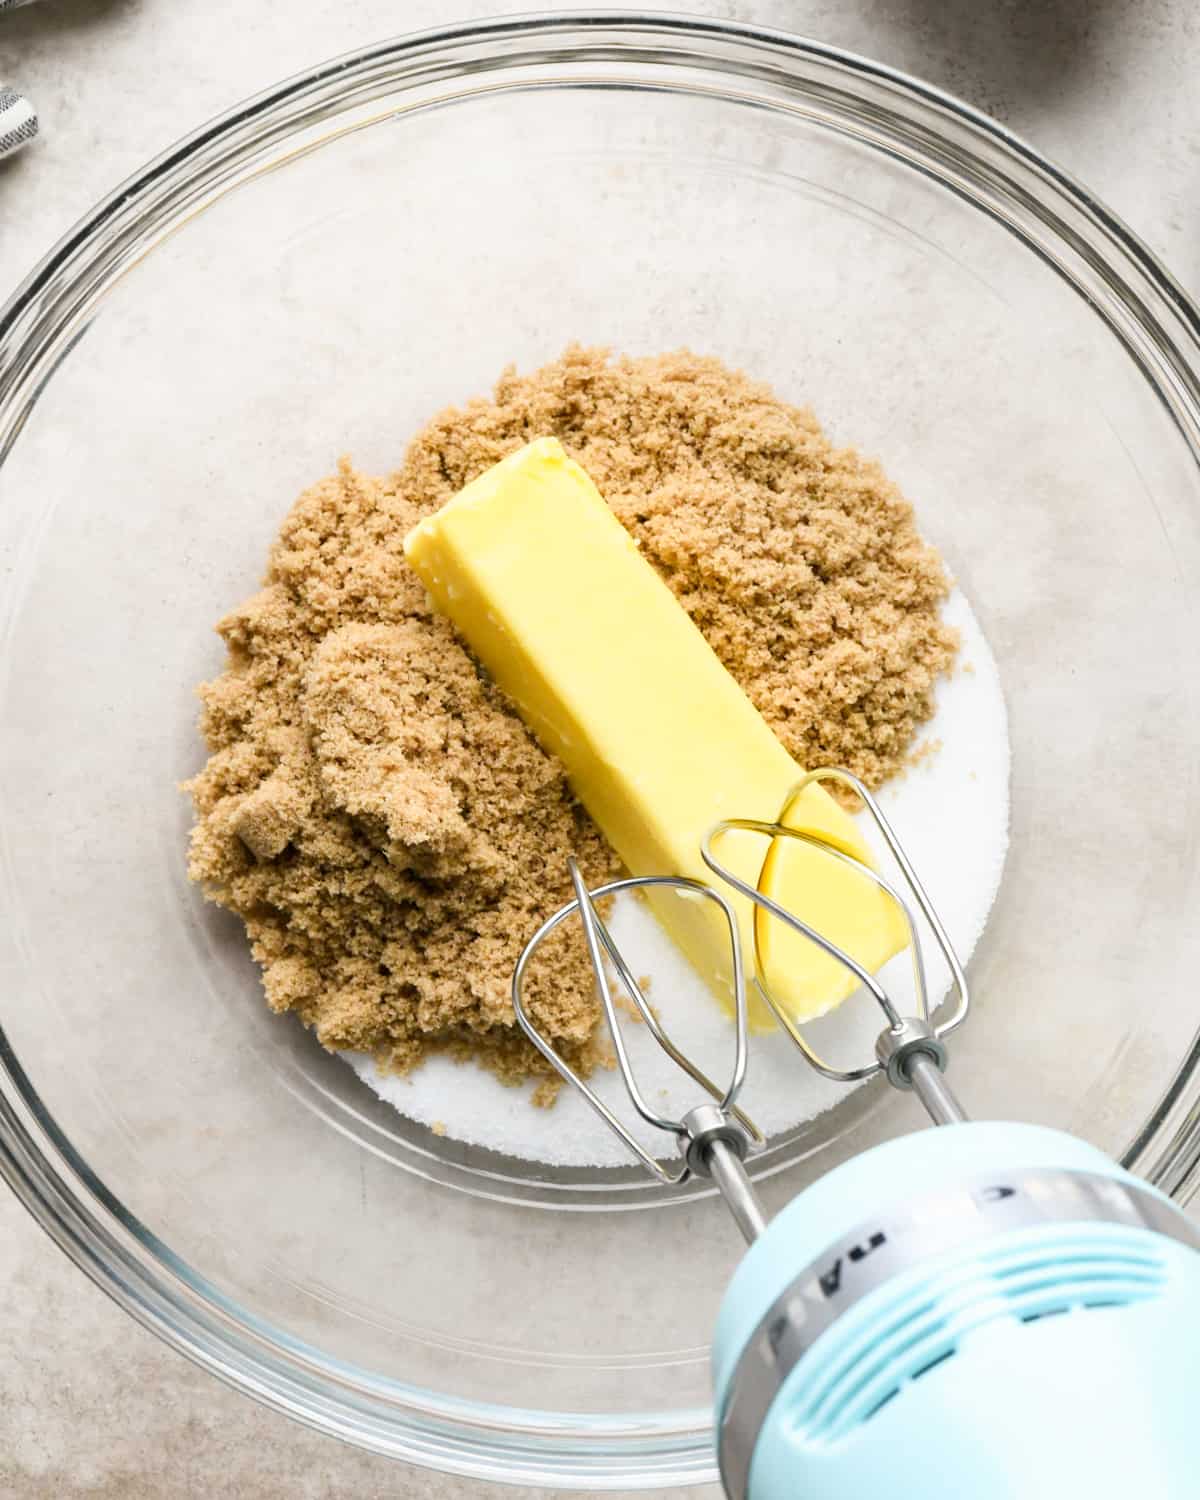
[2,12,1200,1490]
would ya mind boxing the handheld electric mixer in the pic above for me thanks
[512,769,1200,1500]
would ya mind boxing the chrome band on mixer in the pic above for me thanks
[717,1167,1200,1500]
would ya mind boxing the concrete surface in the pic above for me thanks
[1,1,1199,1496]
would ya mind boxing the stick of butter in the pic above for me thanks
[405,437,906,1027]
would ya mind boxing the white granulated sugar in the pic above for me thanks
[347,588,1009,1165]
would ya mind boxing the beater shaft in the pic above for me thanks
[706,1138,767,1243]
[907,1052,968,1126]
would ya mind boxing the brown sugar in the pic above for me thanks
[185,347,956,1092]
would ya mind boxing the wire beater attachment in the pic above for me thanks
[701,767,970,1125]
[511,861,764,1192]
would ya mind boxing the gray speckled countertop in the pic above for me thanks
[1,2,1198,1496]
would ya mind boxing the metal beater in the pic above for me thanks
[513,770,969,1237]
[512,769,1200,1500]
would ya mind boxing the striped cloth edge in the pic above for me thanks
[0,84,38,159]
[0,0,41,159]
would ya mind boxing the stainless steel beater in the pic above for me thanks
[513,860,768,1241]
[511,768,971,1242]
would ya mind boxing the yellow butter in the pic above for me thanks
[404,437,906,1026]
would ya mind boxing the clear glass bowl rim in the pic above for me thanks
[3,9,1200,1489]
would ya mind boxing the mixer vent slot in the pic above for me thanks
[798,1239,1167,1444]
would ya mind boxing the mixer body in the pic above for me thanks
[714,1122,1200,1500]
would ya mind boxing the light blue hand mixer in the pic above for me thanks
[512,768,1200,1500]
